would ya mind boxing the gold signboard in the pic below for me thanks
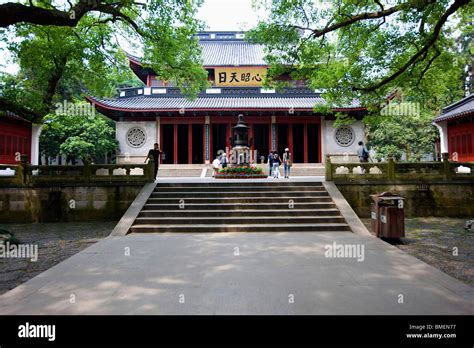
[214,67,267,87]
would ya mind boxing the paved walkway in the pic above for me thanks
[1,231,473,314]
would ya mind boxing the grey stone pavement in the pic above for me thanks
[1,231,473,315]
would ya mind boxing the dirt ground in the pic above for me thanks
[362,217,474,286]
[0,222,115,295]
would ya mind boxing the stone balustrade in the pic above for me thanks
[325,153,474,182]
[0,158,155,187]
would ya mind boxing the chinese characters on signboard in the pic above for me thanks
[214,67,267,87]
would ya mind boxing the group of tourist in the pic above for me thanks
[210,148,293,178]
[145,141,370,180]
[267,148,292,179]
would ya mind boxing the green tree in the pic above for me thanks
[0,0,209,122]
[248,0,472,160]
[365,102,438,161]
[40,107,118,164]
[457,7,474,94]
[248,0,471,110]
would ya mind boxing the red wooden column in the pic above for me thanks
[227,123,232,151]
[303,123,308,163]
[203,124,206,164]
[160,125,163,164]
[248,123,254,162]
[209,122,213,161]
[188,124,192,164]
[288,123,293,155]
[318,124,322,163]
[204,117,209,164]
[173,124,178,164]
[271,116,277,152]
[268,123,273,152]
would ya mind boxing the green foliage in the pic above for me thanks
[0,228,21,245]
[248,0,471,110]
[218,166,263,175]
[40,108,118,163]
[141,0,210,98]
[0,0,208,121]
[364,102,438,161]
[248,0,472,159]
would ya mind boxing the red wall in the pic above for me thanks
[0,118,32,164]
[448,121,474,162]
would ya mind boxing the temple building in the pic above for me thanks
[434,94,474,162]
[0,112,32,164]
[86,31,367,165]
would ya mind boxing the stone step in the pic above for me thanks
[138,208,342,217]
[146,196,333,204]
[130,223,351,233]
[157,169,203,177]
[290,168,325,176]
[155,165,325,177]
[154,185,327,192]
[149,191,330,198]
[134,215,346,225]
[156,181,323,187]
[141,202,336,210]
[127,180,351,235]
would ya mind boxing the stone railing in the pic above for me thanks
[325,153,474,182]
[0,158,155,186]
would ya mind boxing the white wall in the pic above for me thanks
[30,124,42,165]
[434,121,448,154]
[323,120,365,156]
[116,121,157,163]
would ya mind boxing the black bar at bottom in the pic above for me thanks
[0,315,472,346]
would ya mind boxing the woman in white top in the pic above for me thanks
[212,157,221,177]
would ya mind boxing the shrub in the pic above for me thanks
[218,165,263,175]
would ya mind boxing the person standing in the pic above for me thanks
[267,150,275,177]
[145,143,162,179]
[283,148,292,179]
[272,151,282,179]
[357,141,369,162]
[219,151,229,168]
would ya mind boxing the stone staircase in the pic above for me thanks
[130,181,351,233]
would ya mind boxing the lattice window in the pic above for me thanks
[334,126,355,147]
[126,127,147,148]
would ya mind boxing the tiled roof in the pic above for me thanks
[434,94,474,123]
[87,87,362,112]
[1,111,31,123]
[200,41,266,66]
[88,95,329,111]
[127,41,267,67]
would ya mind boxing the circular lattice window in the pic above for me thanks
[334,125,355,147]
[126,127,147,148]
